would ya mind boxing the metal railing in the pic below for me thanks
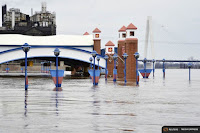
[105,52,125,64]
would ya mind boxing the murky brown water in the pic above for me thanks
[0,69,200,133]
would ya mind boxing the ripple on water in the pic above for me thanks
[0,70,200,133]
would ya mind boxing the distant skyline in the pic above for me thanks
[0,0,200,60]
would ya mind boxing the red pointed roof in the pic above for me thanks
[105,41,115,46]
[93,28,101,33]
[118,26,126,32]
[126,23,137,29]
[83,32,89,35]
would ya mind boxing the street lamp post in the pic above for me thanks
[41,62,43,73]
[46,62,48,73]
[162,58,165,78]
[22,43,31,90]
[97,56,100,70]
[152,59,155,77]
[104,55,109,81]
[42,62,45,73]
[113,54,118,82]
[43,62,45,73]
[47,61,50,73]
[143,58,147,78]
[89,57,93,69]
[54,48,60,90]
[6,62,9,73]
[122,53,128,84]
[49,61,52,70]
[188,63,192,81]
[134,52,140,85]
[48,61,50,73]
[91,51,97,85]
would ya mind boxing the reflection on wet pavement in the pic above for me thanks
[0,69,200,133]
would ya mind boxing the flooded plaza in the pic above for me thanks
[0,69,200,133]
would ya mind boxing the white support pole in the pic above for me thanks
[149,16,155,60]
[144,17,149,59]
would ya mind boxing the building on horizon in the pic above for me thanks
[0,2,56,36]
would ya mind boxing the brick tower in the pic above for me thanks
[117,25,126,80]
[92,28,101,54]
[105,41,115,77]
[125,23,138,82]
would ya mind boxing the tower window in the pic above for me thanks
[108,47,112,52]
[130,31,134,36]
[122,33,126,38]
[95,34,99,38]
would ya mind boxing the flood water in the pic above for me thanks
[0,69,200,133]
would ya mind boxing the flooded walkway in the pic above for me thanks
[0,69,199,133]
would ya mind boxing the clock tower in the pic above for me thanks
[105,41,115,77]
[125,23,138,82]
[92,28,101,54]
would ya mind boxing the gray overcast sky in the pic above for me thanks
[1,0,200,60]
